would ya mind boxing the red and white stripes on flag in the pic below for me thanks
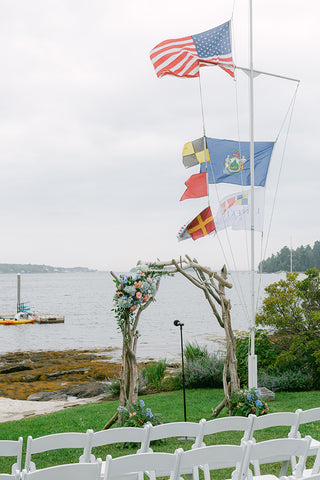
[150,22,234,79]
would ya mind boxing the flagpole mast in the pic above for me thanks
[248,0,257,389]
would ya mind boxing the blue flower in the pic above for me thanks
[146,408,153,419]
[255,399,263,407]
[139,399,145,408]
[117,406,127,412]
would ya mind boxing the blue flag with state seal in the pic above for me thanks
[198,137,275,186]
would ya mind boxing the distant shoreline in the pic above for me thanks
[0,264,98,274]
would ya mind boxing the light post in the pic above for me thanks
[173,319,187,422]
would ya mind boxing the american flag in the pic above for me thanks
[150,21,234,79]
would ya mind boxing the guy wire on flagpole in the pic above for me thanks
[198,75,210,208]
[197,73,251,324]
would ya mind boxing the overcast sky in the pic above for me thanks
[1,0,319,271]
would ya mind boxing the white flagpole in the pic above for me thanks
[248,0,257,389]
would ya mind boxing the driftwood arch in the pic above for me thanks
[151,256,240,415]
[108,255,239,427]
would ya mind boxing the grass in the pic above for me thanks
[0,388,319,476]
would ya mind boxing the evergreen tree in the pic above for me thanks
[258,241,320,273]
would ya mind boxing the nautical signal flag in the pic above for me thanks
[177,206,216,241]
[150,21,234,79]
[214,188,265,232]
[182,137,210,168]
[183,137,275,187]
[180,172,208,201]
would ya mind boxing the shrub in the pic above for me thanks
[141,359,168,392]
[105,377,120,397]
[256,269,320,387]
[229,388,269,416]
[175,343,225,389]
[184,342,209,362]
[235,329,279,385]
[258,368,314,392]
[106,374,148,398]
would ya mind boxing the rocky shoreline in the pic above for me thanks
[0,349,123,400]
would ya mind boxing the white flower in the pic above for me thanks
[124,285,136,295]
[139,264,148,272]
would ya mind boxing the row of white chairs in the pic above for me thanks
[1,408,320,475]
[1,436,318,480]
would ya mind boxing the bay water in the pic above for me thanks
[0,271,285,362]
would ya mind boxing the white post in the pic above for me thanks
[248,0,257,389]
[17,273,21,312]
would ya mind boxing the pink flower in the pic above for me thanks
[130,306,136,311]
[133,412,136,416]
[129,413,132,417]
[136,292,142,299]
[147,277,152,283]
[134,281,142,288]
[144,295,150,302]
[117,291,123,296]
[141,273,145,277]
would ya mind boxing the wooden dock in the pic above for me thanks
[0,313,64,324]
[34,314,64,324]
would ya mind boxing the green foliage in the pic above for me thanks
[229,388,269,416]
[175,342,224,389]
[258,368,314,392]
[235,329,279,384]
[141,359,168,392]
[183,355,224,389]
[256,269,320,387]
[184,341,209,362]
[117,399,163,428]
[106,377,121,397]
[258,240,320,272]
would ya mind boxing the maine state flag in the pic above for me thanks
[199,138,275,186]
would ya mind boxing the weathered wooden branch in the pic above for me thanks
[103,411,118,430]
[110,271,120,282]
[151,256,240,416]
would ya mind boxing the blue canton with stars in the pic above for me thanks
[192,21,231,58]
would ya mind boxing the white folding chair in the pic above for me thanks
[194,415,254,448]
[298,441,320,478]
[250,412,302,475]
[281,475,320,480]
[21,461,101,480]
[103,450,183,480]
[177,443,250,480]
[250,412,300,441]
[0,473,20,480]
[24,430,94,472]
[243,436,312,480]
[294,409,320,456]
[88,424,151,475]
[141,420,206,453]
[0,438,23,474]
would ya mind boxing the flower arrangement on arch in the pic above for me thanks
[112,264,165,329]
[229,387,269,416]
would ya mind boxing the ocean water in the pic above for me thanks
[0,271,285,362]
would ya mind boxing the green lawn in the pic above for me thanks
[0,388,319,476]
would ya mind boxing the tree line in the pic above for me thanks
[258,240,320,273]
[0,264,96,274]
